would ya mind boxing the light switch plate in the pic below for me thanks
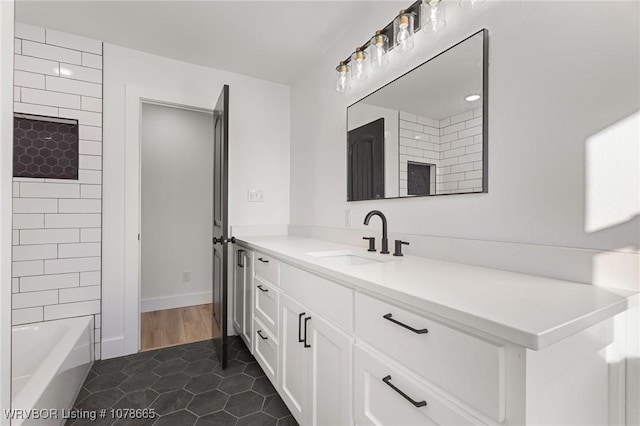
[248,189,265,202]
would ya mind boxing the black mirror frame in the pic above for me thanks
[346,28,489,202]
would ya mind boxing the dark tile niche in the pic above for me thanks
[13,114,79,180]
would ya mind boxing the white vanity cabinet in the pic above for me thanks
[353,292,624,426]
[234,238,629,426]
[232,246,253,350]
[280,293,354,426]
[251,251,282,387]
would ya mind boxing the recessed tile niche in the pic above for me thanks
[13,114,79,180]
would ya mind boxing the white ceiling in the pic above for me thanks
[16,0,388,85]
[359,31,484,120]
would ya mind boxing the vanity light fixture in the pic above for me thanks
[335,61,351,93]
[369,30,389,69]
[465,94,481,101]
[422,0,446,33]
[334,0,485,92]
[351,47,369,81]
[459,0,485,9]
[393,9,416,53]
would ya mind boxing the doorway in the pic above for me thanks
[139,102,219,350]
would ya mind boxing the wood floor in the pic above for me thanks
[140,303,220,351]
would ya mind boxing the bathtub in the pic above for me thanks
[12,316,94,426]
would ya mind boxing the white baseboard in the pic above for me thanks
[141,291,212,313]
[101,336,126,360]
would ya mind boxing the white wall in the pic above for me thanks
[0,1,14,421]
[11,23,102,358]
[140,103,213,312]
[102,44,290,357]
[290,0,639,254]
[290,1,638,422]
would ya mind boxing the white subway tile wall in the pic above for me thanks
[398,108,484,196]
[12,23,102,359]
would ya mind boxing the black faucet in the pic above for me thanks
[363,210,389,254]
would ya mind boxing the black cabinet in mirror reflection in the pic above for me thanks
[347,118,385,201]
[407,162,433,196]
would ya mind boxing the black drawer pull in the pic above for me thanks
[298,312,306,343]
[382,375,427,408]
[257,330,268,340]
[303,316,311,348]
[383,313,428,334]
[237,249,245,267]
[257,285,268,293]
[258,257,269,263]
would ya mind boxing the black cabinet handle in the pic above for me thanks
[382,375,427,408]
[258,257,269,263]
[257,330,268,340]
[383,313,428,334]
[303,316,311,348]
[298,312,306,343]
[257,285,268,293]
[237,249,245,267]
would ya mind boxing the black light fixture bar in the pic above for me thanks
[341,0,423,65]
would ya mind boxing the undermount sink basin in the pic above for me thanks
[306,250,384,265]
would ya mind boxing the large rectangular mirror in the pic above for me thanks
[347,29,487,200]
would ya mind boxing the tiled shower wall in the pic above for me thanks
[11,23,102,358]
[399,109,483,196]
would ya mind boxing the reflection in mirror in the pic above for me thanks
[347,29,487,201]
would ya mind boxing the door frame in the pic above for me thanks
[123,85,215,354]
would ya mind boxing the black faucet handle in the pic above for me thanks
[362,237,376,252]
[393,240,410,257]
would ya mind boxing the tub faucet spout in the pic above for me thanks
[363,210,389,254]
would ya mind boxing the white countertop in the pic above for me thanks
[237,235,635,350]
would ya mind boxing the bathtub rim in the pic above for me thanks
[11,315,94,412]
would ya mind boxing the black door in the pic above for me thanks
[347,118,385,200]
[212,85,230,368]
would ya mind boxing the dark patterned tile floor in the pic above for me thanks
[68,337,297,426]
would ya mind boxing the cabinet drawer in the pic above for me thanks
[255,251,279,285]
[280,263,353,332]
[355,293,504,422]
[255,276,279,338]
[254,318,278,386]
[354,344,484,426]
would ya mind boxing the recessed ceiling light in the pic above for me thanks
[59,67,74,76]
[465,94,481,102]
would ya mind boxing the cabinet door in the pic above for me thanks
[242,250,253,348]
[280,294,310,423]
[233,248,245,335]
[308,314,353,426]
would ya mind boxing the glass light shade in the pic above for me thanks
[459,0,485,9]
[393,10,415,53]
[422,0,446,33]
[350,48,368,81]
[335,62,351,92]
[369,31,389,68]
